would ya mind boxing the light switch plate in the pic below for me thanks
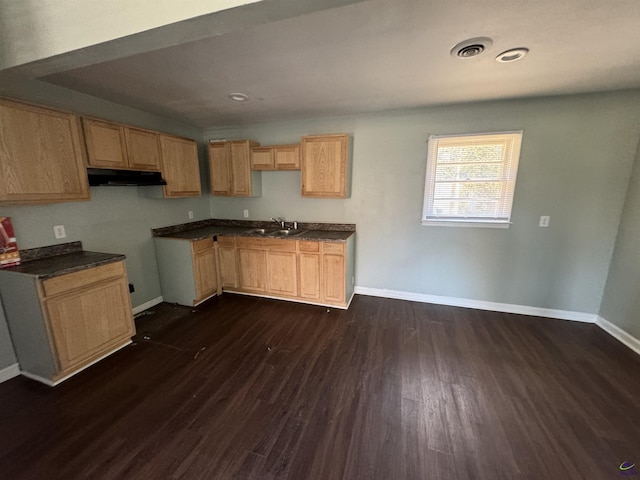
[539,216,550,227]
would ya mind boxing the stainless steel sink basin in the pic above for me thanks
[245,228,272,235]
[271,229,306,236]
[245,228,306,237]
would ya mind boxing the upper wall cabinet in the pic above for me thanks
[301,134,350,198]
[82,117,161,171]
[251,144,300,170]
[0,98,90,205]
[209,140,262,197]
[160,134,202,197]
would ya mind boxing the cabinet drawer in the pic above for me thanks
[322,242,345,255]
[192,237,214,253]
[217,236,236,247]
[236,237,296,252]
[298,240,320,253]
[42,261,125,297]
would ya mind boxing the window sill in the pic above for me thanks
[421,219,511,228]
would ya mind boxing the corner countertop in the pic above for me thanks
[0,241,126,280]
[152,219,356,243]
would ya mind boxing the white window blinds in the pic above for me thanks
[422,131,523,227]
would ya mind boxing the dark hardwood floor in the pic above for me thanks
[1,294,639,479]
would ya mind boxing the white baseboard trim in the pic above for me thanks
[354,287,597,323]
[0,363,20,383]
[133,296,164,315]
[596,316,640,357]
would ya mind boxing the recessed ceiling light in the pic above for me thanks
[228,92,249,102]
[496,48,529,63]
[450,37,493,59]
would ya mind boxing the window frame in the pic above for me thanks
[421,130,523,228]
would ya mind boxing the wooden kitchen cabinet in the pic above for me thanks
[83,117,162,171]
[234,237,298,298]
[154,236,220,306]
[301,134,350,198]
[237,247,268,293]
[251,144,300,170]
[0,98,89,205]
[220,235,354,308]
[217,236,239,288]
[209,140,262,196]
[298,241,321,301]
[0,260,135,385]
[321,242,346,305]
[42,263,135,374]
[160,134,202,197]
[192,238,219,303]
[267,250,298,297]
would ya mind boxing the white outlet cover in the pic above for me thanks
[53,225,66,239]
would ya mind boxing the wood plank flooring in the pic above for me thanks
[1,294,639,479]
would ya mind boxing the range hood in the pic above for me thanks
[87,168,167,186]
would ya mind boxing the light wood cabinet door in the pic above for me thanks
[125,127,161,171]
[298,252,321,300]
[160,134,201,197]
[193,247,218,303]
[209,142,232,195]
[322,243,346,305]
[267,251,298,297]
[274,145,300,170]
[44,275,134,373]
[251,147,274,170]
[83,118,128,168]
[230,141,253,196]
[218,245,238,288]
[301,134,349,198]
[0,99,89,204]
[238,248,267,293]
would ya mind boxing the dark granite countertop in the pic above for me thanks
[0,241,126,279]
[152,219,355,243]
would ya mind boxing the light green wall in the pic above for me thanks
[205,91,640,314]
[599,136,640,339]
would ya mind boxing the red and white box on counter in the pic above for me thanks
[0,217,20,268]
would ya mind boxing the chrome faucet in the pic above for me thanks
[270,217,285,228]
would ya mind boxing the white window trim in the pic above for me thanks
[421,131,523,228]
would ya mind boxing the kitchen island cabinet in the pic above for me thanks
[0,98,89,205]
[0,248,135,386]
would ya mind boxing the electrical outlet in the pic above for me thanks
[53,225,66,239]
[243,209,249,218]
[539,216,550,227]
[188,211,194,219]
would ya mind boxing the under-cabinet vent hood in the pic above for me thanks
[87,168,167,186]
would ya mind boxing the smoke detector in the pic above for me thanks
[451,37,493,59]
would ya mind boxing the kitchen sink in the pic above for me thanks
[245,228,306,237]
[271,229,306,236]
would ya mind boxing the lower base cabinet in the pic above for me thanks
[227,236,354,308]
[154,234,354,309]
[154,237,220,306]
[0,261,135,385]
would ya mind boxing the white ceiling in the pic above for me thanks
[25,0,640,126]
